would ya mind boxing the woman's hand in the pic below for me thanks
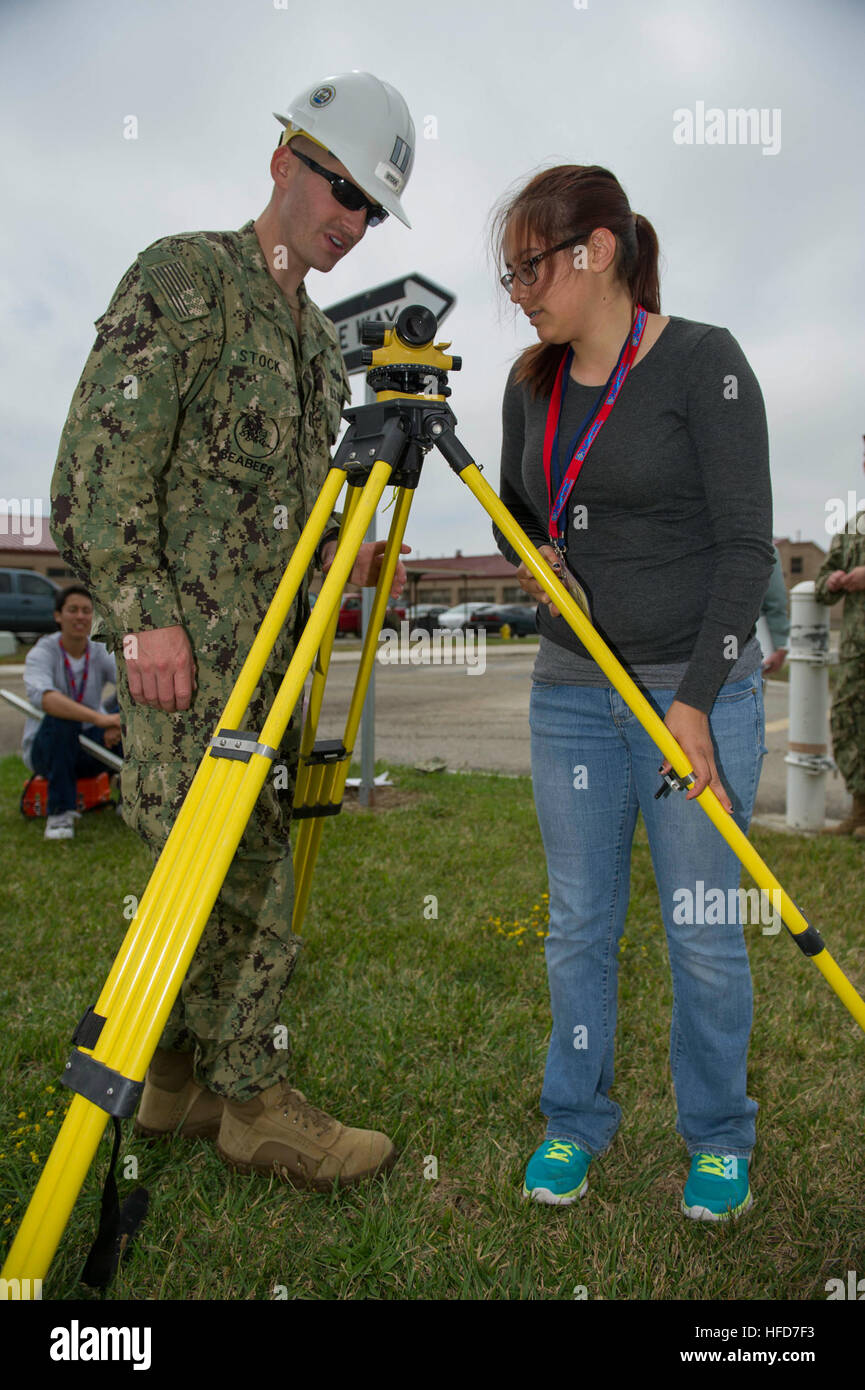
[321,539,411,599]
[103,719,123,750]
[659,699,733,813]
[516,544,562,618]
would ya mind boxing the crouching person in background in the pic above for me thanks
[21,584,123,840]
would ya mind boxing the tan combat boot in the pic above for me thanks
[216,1081,397,1190]
[822,794,865,836]
[134,1048,224,1139]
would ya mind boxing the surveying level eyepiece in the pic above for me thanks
[361,320,387,348]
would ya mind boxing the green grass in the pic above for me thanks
[1,751,864,1302]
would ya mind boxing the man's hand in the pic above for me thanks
[840,565,865,593]
[321,539,411,599]
[123,625,196,713]
[826,569,849,592]
[762,648,787,674]
[516,544,562,618]
[659,699,733,812]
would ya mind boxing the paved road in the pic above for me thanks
[0,645,851,821]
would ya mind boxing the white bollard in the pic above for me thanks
[784,582,835,830]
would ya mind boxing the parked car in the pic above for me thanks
[435,602,495,631]
[336,595,407,636]
[467,603,538,637]
[406,604,449,634]
[0,568,62,637]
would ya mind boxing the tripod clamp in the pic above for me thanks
[654,769,697,801]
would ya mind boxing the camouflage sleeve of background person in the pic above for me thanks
[50,241,226,648]
[813,529,848,607]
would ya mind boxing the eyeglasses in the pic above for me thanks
[500,233,590,291]
[288,145,388,228]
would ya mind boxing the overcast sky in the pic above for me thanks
[2,0,863,561]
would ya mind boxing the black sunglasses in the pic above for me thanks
[288,145,388,228]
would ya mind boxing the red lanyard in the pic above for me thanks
[60,639,90,703]
[542,305,647,549]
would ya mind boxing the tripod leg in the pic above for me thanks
[292,484,367,905]
[2,461,395,1288]
[292,484,415,934]
[448,453,865,1036]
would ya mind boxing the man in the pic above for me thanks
[814,438,865,837]
[50,71,414,1187]
[22,584,122,840]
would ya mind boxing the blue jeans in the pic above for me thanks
[529,675,767,1160]
[30,715,122,815]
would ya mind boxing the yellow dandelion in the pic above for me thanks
[16,1111,25,1120]
[45,1110,54,1118]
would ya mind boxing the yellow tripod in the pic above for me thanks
[3,305,864,1295]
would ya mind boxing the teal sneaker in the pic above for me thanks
[523,1139,591,1206]
[682,1152,752,1221]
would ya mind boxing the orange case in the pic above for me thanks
[22,773,112,819]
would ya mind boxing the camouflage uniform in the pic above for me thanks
[50,221,349,1099]
[814,508,865,797]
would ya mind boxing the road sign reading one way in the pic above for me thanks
[324,273,456,375]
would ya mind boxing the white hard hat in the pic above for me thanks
[273,70,414,228]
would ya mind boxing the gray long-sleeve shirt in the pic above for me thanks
[493,315,774,713]
[21,633,116,770]
[761,546,790,649]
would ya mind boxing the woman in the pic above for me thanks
[491,165,773,1220]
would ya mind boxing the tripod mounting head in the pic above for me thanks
[360,304,461,401]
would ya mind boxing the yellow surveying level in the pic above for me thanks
[3,304,865,1294]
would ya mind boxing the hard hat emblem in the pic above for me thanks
[309,85,335,108]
